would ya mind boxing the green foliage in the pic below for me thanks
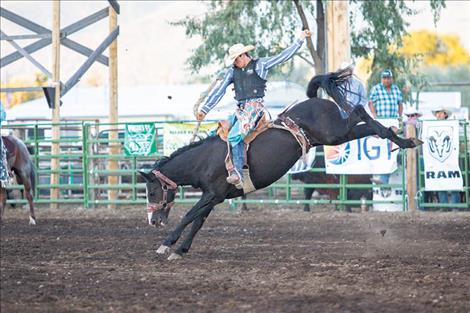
[350,0,445,91]
[173,0,314,73]
[176,0,446,92]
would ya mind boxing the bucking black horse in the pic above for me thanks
[139,68,422,260]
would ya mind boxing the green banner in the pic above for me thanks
[124,123,157,156]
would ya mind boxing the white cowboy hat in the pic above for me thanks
[404,106,422,117]
[432,107,452,118]
[225,43,255,67]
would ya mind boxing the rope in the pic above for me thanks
[190,71,225,143]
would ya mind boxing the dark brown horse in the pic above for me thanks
[0,135,37,225]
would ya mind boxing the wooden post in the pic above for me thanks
[326,1,350,71]
[50,0,61,209]
[406,124,417,212]
[108,5,119,209]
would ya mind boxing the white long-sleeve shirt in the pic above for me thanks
[201,39,305,114]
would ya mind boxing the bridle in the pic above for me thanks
[147,170,178,214]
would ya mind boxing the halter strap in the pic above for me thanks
[152,170,177,190]
[147,170,178,214]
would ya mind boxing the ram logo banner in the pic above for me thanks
[422,120,463,191]
[427,126,453,162]
[324,119,399,174]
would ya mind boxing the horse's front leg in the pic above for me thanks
[156,193,214,255]
[171,206,214,259]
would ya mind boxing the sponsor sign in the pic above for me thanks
[422,120,463,191]
[324,119,399,174]
[124,123,157,156]
[163,122,217,156]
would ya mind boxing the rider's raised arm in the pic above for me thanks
[200,68,234,114]
[258,38,304,74]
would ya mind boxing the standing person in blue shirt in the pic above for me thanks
[339,61,368,116]
[0,102,10,187]
[195,29,311,187]
[368,69,403,119]
[368,69,404,185]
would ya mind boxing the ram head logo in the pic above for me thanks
[427,127,453,163]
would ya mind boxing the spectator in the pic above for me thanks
[432,107,461,210]
[339,61,368,117]
[368,69,403,185]
[403,106,422,128]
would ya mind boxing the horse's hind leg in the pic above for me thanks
[19,172,36,225]
[353,106,422,148]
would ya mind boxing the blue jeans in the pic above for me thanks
[437,191,461,208]
[231,141,245,176]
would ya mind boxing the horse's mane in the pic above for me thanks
[153,136,215,169]
[306,67,353,114]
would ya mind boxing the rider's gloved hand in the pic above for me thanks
[196,111,206,122]
[300,29,312,40]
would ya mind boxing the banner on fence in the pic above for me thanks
[422,120,463,191]
[163,122,217,156]
[124,123,157,156]
[373,169,404,212]
[324,119,399,174]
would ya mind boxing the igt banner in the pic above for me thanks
[422,120,463,191]
[124,123,157,156]
[324,119,399,174]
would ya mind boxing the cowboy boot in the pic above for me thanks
[227,142,244,186]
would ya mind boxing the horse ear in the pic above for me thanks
[137,170,153,182]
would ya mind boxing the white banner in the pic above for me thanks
[372,169,404,212]
[163,122,217,156]
[324,119,399,174]
[422,120,463,191]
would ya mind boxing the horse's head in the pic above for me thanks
[138,170,177,227]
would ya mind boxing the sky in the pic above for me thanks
[1,0,469,86]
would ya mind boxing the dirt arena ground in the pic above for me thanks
[1,205,469,313]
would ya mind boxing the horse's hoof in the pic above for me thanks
[156,245,170,254]
[29,216,36,226]
[167,253,182,261]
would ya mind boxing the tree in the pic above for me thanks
[400,30,470,67]
[176,0,445,89]
[0,73,47,108]
[174,0,326,75]
[350,0,446,90]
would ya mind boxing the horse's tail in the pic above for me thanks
[306,68,353,113]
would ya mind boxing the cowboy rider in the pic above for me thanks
[196,29,312,186]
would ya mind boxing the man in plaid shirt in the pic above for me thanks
[368,69,403,119]
[368,70,403,185]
